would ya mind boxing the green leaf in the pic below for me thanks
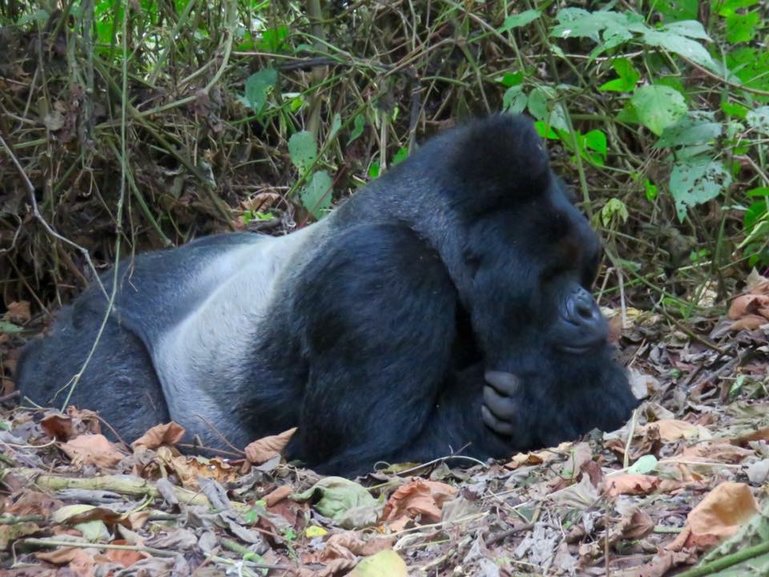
[662,20,712,41]
[600,198,628,227]
[642,29,718,71]
[348,114,366,145]
[349,550,408,577]
[300,170,333,218]
[503,85,527,114]
[0,320,23,334]
[744,200,768,233]
[328,113,342,140]
[527,87,568,131]
[598,57,640,92]
[293,477,380,529]
[656,113,722,148]
[669,158,732,220]
[631,85,687,136]
[721,101,749,119]
[243,68,278,114]
[260,25,289,52]
[654,0,698,22]
[583,129,607,165]
[746,106,769,135]
[725,12,760,43]
[552,8,639,41]
[392,147,409,166]
[499,71,524,87]
[628,454,658,474]
[644,179,659,201]
[499,9,541,32]
[288,131,317,174]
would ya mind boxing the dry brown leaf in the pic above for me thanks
[5,490,62,517]
[728,294,769,320]
[102,539,147,567]
[729,314,767,331]
[733,425,769,445]
[641,419,709,442]
[619,508,655,539]
[7,300,31,323]
[605,473,660,497]
[36,547,96,577]
[131,422,186,450]
[505,441,572,469]
[679,442,753,464]
[40,413,76,441]
[320,531,393,562]
[745,269,769,293]
[686,482,759,542]
[245,427,297,464]
[153,446,239,488]
[60,434,125,468]
[382,479,457,531]
[667,482,759,551]
[264,485,294,507]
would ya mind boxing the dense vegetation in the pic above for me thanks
[1,0,768,318]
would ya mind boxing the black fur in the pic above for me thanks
[18,115,638,475]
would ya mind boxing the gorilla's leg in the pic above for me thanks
[17,293,169,440]
[287,223,484,474]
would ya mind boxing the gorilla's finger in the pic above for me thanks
[483,384,516,419]
[484,370,521,396]
[481,405,515,436]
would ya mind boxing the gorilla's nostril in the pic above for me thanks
[576,301,594,319]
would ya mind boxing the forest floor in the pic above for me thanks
[1,274,769,577]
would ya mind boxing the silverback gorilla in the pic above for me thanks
[18,115,638,475]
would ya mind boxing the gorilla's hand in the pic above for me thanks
[481,370,521,437]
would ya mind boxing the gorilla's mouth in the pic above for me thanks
[554,341,605,355]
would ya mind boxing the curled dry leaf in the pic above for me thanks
[36,547,97,574]
[640,419,710,443]
[131,422,186,450]
[263,485,294,507]
[619,508,655,539]
[245,427,298,464]
[687,482,759,539]
[320,531,393,562]
[60,434,125,468]
[104,539,148,568]
[41,412,76,441]
[382,479,457,531]
[728,271,769,331]
[505,441,572,469]
[7,300,31,323]
[669,482,759,550]
[605,473,661,497]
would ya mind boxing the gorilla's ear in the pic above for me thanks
[440,114,552,214]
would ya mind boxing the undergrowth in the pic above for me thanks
[1,0,768,322]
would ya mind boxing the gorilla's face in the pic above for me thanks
[463,174,613,372]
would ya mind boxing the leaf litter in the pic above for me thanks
[2,274,769,575]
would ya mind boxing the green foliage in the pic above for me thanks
[288,131,318,175]
[669,158,732,221]
[289,131,333,218]
[628,85,688,136]
[5,0,769,311]
[242,68,278,116]
[498,9,541,32]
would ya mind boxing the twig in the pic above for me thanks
[0,134,107,299]
[5,468,249,512]
[674,539,769,577]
